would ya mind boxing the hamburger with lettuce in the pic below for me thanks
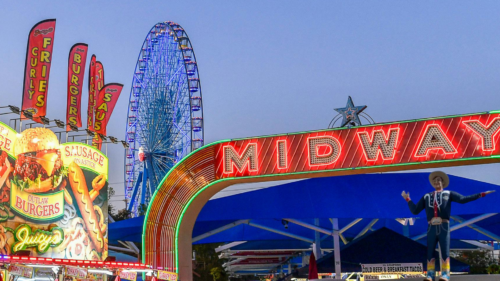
[12,128,67,193]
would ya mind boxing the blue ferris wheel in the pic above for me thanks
[124,21,204,215]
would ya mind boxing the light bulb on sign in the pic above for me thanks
[32,138,39,143]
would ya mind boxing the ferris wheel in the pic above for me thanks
[124,21,204,215]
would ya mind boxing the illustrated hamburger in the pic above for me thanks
[12,128,66,193]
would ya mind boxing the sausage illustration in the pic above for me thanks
[67,162,104,253]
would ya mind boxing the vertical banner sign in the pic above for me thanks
[93,83,123,150]
[66,43,88,131]
[21,19,56,123]
[92,62,105,149]
[94,61,105,97]
[87,55,96,130]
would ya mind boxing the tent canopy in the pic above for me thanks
[302,228,470,274]
[109,173,500,245]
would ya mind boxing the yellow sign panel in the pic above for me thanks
[10,187,64,221]
[9,264,33,278]
[158,271,178,281]
[0,122,16,156]
[61,143,108,176]
[119,270,137,281]
[65,265,88,278]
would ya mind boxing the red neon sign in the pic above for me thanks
[463,117,500,152]
[306,136,342,167]
[222,143,258,174]
[414,124,457,158]
[357,127,400,161]
[276,139,288,169]
[217,113,500,178]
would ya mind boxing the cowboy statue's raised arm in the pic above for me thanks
[401,191,425,215]
[451,190,496,204]
[401,171,495,281]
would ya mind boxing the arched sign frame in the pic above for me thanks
[143,110,500,281]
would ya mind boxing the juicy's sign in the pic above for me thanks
[0,124,109,260]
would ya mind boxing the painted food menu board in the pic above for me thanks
[0,123,108,260]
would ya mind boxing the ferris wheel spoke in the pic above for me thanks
[153,158,172,175]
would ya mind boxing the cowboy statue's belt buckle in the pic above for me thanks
[431,217,443,225]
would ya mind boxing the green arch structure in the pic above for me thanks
[143,111,500,281]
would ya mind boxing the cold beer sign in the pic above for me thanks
[217,112,500,178]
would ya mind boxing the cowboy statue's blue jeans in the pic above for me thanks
[427,223,450,261]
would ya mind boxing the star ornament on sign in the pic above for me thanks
[334,96,367,127]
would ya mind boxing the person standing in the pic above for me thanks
[401,171,494,281]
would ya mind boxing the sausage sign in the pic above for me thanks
[0,123,109,260]
[144,110,500,279]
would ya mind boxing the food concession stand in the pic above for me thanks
[0,255,158,281]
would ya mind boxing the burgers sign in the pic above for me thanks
[0,123,109,260]
[10,128,66,220]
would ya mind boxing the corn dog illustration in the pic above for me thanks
[90,174,106,201]
[67,162,104,253]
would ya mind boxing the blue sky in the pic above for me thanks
[2,1,500,208]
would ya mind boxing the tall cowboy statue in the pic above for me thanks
[401,171,495,281]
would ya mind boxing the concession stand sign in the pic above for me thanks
[119,270,138,281]
[0,122,109,260]
[65,265,88,278]
[158,271,178,281]
[9,264,33,278]
[361,263,423,275]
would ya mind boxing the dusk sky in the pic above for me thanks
[2,1,500,208]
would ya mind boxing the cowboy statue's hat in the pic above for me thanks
[429,171,449,188]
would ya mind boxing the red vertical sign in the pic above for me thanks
[94,83,124,136]
[95,61,105,96]
[66,43,88,131]
[92,62,105,149]
[87,55,96,130]
[21,19,56,122]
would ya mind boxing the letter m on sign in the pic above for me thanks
[223,143,258,173]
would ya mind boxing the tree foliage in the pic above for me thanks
[193,244,227,281]
[454,250,498,274]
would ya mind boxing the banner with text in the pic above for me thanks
[21,19,56,123]
[91,62,105,149]
[119,270,137,281]
[361,263,423,275]
[158,271,178,281]
[94,83,123,136]
[9,264,33,278]
[66,43,88,131]
[87,55,96,131]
